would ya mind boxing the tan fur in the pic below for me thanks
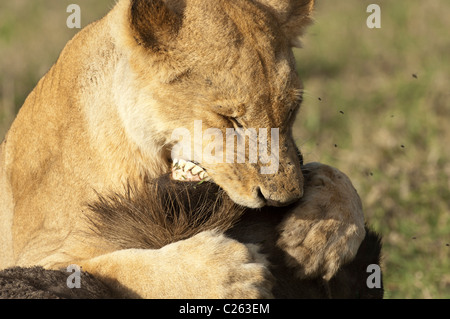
[0,0,345,298]
[80,231,273,298]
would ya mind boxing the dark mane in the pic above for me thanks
[86,174,245,250]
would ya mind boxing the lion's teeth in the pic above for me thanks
[184,162,196,172]
[172,159,211,182]
[191,166,203,175]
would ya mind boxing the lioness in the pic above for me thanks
[0,0,366,298]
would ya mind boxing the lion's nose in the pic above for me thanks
[256,183,304,207]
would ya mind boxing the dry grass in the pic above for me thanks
[0,0,448,298]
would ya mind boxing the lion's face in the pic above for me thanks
[126,0,314,208]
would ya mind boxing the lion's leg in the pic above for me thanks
[277,162,366,281]
[79,231,274,299]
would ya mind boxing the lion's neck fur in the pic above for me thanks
[79,1,171,187]
[41,1,171,189]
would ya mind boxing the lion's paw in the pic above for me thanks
[161,231,274,299]
[277,162,366,281]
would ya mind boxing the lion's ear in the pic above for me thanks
[256,0,314,47]
[129,0,182,51]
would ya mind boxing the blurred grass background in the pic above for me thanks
[0,0,449,298]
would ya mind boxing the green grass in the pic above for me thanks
[1,0,449,299]
[294,0,450,299]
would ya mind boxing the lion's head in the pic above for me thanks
[118,0,314,208]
